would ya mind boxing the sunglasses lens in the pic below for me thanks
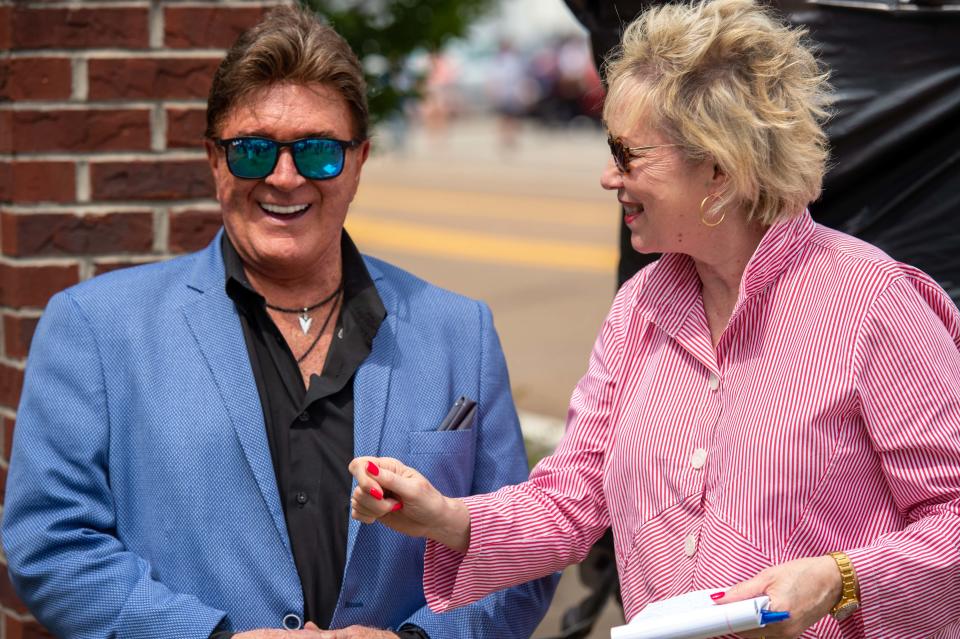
[225,138,278,179]
[607,136,626,172]
[293,138,346,180]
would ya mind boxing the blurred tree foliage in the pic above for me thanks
[300,0,495,126]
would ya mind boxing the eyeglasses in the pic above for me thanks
[213,136,362,180]
[607,134,679,173]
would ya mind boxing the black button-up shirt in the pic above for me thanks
[214,233,426,638]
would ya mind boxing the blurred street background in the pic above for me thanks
[352,0,610,461]
[350,118,624,636]
[332,0,625,634]
[353,118,623,639]
[342,1,625,634]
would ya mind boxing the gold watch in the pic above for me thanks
[828,551,860,621]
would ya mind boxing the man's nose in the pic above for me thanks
[265,148,306,189]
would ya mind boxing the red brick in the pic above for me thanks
[169,209,222,253]
[93,258,158,277]
[2,415,14,465]
[166,108,208,149]
[164,6,268,49]
[91,161,214,201]
[4,615,56,639]
[0,363,25,411]
[0,111,12,154]
[0,7,11,51]
[1,211,153,258]
[3,314,40,360]
[9,7,148,50]
[0,162,75,204]
[8,110,151,153]
[89,58,220,101]
[0,58,72,101]
[0,263,79,309]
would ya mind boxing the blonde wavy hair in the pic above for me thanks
[603,0,831,225]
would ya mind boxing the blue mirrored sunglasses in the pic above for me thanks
[214,136,362,180]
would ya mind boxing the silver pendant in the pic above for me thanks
[298,311,313,335]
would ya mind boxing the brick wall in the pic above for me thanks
[0,1,287,636]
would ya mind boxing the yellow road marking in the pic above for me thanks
[354,183,614,228]
[346,216,617,273]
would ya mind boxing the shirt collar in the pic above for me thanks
[634,210,817,337]
[222,230,386,338]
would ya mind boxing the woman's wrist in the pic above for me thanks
[434,496,471,553]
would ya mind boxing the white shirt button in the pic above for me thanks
[690,448,708,469]
[708,373,720,391]
[684,534,698,557]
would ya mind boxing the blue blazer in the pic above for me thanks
[3,234,557,639]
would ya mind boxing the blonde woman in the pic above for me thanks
[347,0,960,637]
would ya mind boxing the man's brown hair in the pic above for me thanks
[205,4,369,140]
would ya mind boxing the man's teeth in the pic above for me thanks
[261,202,309,215]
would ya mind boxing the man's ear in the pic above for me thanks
[204,138,224,203]
[353,139,371,187]
[204,138,219,170]
[357,138,371,169]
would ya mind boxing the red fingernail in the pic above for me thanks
[392,502,403,512]
[710,591,725,601]
[367,461,380,476]
[370,488,383,500]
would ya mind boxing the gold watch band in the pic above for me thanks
[829,551,860,618]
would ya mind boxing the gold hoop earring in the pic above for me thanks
[700,194,725,227]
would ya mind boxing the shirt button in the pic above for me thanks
[295,492,308,505]
[708,373,720,391]
[690,448,708,469]
[282,614,302,630]
[684,534,698,557]
[298,411,310,422]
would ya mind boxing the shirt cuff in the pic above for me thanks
[396,624,429,639]
[209,617,234,639]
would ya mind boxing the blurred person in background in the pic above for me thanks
[419,52,461,144]
[348,1,960,637]
[1,6,556,639]
[488,40,535,149]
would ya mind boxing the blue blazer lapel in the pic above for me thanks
[345,257,397,563]
[181,235,292,554]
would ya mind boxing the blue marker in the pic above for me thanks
[760,610,791,625]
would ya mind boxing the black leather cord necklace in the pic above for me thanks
[290,283,343,364]
[265,281,342,335]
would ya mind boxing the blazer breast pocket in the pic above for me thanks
[405,429,477,497]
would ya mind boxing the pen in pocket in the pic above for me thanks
[437,396,476,431]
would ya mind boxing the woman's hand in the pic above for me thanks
[347,456,471,552]
[719,555,842,638]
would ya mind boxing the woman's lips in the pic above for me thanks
[621,202,643,224]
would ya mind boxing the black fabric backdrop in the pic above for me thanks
[565,0,960,302]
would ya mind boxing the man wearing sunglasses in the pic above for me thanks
[2,6,556,639]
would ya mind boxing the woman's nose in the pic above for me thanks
[265,148,306,189]
[600,157,623,191]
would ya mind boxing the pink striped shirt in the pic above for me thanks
[424,211,960,638]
